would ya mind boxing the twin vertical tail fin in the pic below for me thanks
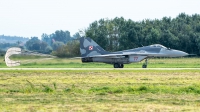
[79,37,109,57]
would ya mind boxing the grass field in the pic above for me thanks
[1,56,200,111]
[0,70,200,111]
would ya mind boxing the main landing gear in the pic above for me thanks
[113,63,124,68]
[113,59,148,68]
[142,59,148,68]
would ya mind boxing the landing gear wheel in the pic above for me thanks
[142,64,147,68]
[142,59,148,68]
[114,63,120,68]
[120,64,124,68]
[114,63,124,68]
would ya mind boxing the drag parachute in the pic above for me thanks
[5,47,21,67]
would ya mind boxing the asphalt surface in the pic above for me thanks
[0,68,200,70]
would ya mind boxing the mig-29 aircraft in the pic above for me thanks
[79,37,188,68]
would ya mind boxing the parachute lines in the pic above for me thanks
[5,47,56,67]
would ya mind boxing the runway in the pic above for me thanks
[0,68,200,70]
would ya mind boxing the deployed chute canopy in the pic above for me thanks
[5,47,55,67]
[5,47,21,67]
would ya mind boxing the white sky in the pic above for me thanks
[0,0,200,38]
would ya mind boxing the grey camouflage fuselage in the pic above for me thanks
[79,37,188,67]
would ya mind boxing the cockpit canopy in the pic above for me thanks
[150,44,167,49]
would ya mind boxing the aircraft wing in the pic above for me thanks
[86,52,162,58]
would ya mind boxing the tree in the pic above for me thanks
[52,30,71,43]
[45,46,53,54]
[42,33,52,46]
[25,37,41,51]
[52,41,64,50]
[52,40,80,57]
[25,37,50,53]
[72,32,81,39]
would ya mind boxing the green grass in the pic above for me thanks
[0,70,200,111]
[1,55,200,111]
[1,55,200,68]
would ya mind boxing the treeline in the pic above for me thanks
[85,13,200,54]
[0,35,29,43]
[0,35,29,51]
[0,30,81,57]
[24,30,81,57]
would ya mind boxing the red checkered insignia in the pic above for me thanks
[89,46,93,50]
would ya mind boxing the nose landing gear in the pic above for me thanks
[142,59,148,68]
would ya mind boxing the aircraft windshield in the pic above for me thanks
[150,44,167,49]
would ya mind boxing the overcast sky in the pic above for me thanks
[0,0,200,38]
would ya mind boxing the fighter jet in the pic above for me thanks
[79,37,188,68]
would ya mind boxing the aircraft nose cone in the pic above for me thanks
[179,51,188,56]
[172,50,188,57]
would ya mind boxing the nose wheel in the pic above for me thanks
[142,59,148,68]
[114,63,124,68]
